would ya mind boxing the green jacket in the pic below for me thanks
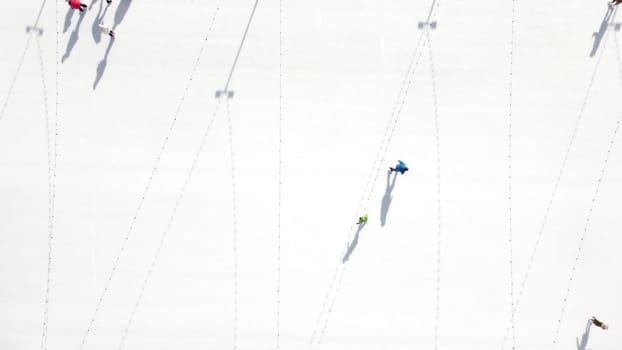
[357,214,368,224]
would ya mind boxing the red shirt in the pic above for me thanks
[68,0,82,9]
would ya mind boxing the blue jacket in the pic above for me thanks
[395,160,408,174]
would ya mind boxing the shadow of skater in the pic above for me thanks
[113,0,132,30]
[93,38,114,89]
[590,4,615,57]
[62,10,87,63]
[576,319,592,350]
[92,0,109,43]
[380,170,397,227]
[342,222,366,263]
[63,7,74,33]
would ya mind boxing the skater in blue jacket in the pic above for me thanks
[389,160,409,174]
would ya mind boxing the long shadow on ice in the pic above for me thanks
[113,0,132,30]
[380,170,397,227]
[342,222,366,263]
[92,0,111,43]
[63,8,74,33]
[93,38,115,89]
[62,10,87,63]
[576,319,592,350]
[590,4,616,57]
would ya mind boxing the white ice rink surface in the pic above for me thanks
[1,0,621,349]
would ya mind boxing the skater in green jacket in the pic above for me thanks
[356,214,368,225]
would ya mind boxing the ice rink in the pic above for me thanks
[0,0,621,349]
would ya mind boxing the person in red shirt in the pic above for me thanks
[66,0,87,12]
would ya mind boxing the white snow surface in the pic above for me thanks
[1,0,621,349]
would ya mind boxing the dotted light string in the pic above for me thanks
[116,99,224,350]
[226,98,240,350]
[277,0,284,347]
[551,109,622,348]
[37,12,55,350]
[77,2,222,348]
[552,11,622,349]
[499,8,615,349]
[363,0,442,211]
[0,0,48,121]
[425,28,442,350]
[507,0,517,348]
[314,264,347,350]
[308,2,443,348]
[306,252,344,350]
[26,1,620,350]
